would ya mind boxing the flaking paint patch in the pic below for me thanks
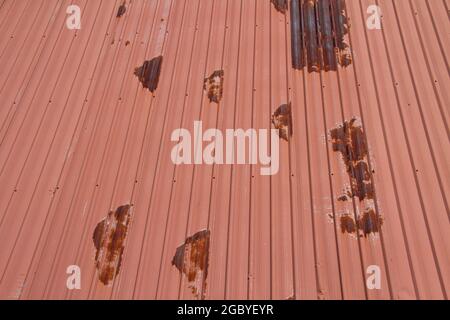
[93,205,131,286]
[172,230,210,300]
[204,70,224,104]
[272,103,293,141]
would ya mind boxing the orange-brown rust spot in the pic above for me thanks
[340,215,356,234]
[172,230,210,300]
[272,103,293,141]
[93,205,131,286]
[271,0,288,13]
[339,210,383,237]
[358,209,383,238]
[117,2,126,18]
[204,70,224,104]
[135,56,163,93]
[331,119,373,201]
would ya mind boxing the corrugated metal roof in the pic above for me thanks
[0,0,448,300]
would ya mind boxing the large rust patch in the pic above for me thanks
[93,205,131,286]
[172,230,210,300]
[272,103,293,141]
[331,119,373,202]
[290,0,352,71]
[135,56,163,93]
[204,70,224,104]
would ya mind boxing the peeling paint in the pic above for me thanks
[93,205,131,286]
[272,103,293,141]
[135,56,163,93]
[204,70,224,104]
[172,230,210,300]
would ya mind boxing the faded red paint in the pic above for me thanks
[0,0,448,300]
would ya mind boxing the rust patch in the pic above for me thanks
[272,103,293,141]
[271,0,288,13]
[289,0,352,72]
[172,230,210,300]
[331,119,373,201]
[135,56,163,93]
[358,209,383,238]
[93,205,131,286]
[203,70,224,103]
[117,2,126,18]
[340,215,356,234]
[339,210,383,237]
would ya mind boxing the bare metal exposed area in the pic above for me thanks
[135,56,163,93]
[204,70,224,104]
[172,230,210,300]
[272,103,293,141]
[93,205,131,286]
[290,0,352,72]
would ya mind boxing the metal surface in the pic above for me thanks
[0,0,448,300]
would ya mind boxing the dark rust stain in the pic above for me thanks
[289,0,352,72]
[340,215,356,234]
[331,119,373,201]
[271,0,288,13]
[172,230,210,300]
[135,56,163,93]
[340,210,383,237]
[117,2,126,18]
[358,209,383,238]
[272,103,293,141]
[93,205,131,286]
[204,70,224,103]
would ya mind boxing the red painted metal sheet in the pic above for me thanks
[0,0,448,300]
